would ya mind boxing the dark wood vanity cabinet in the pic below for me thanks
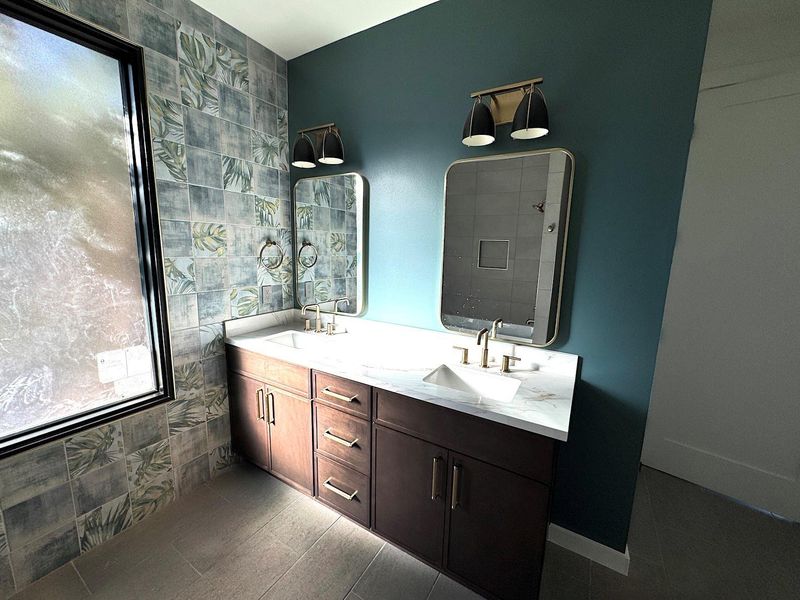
[227,347,556,600]
[444,453,550,600]
[373,425,448,566]
[227,346,313,493]
[228,371,271,470]
[372,388,555,600]
[268,388,313,492]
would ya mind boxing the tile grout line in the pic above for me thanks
[256,515,343,600]
[166,478,286,570]
[641,468,677,596]
[174,539,204,578]
[641,470,667,569]
[166,481,317,590]
[424,573,442,600]
[419,567,439,600]
[342,540,387,600]
[69,561,91,595]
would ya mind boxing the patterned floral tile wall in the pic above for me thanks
[295,175,360,312]
[0,0,291,595]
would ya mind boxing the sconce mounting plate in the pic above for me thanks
[297,122,338,146]
[470,77,543,125]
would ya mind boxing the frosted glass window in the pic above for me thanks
[0,9,166,445]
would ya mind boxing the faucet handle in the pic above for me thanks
[453,346,469,365]
[500,355,521,373]
[304,319,312,332]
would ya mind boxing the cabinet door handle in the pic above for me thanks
[431,456,443,500]
[323,429,358,447]
[451,464,462,510]
[322,477,357,501]
[256,388,265,420]
[267,392,276,424]
[321,387,356,403]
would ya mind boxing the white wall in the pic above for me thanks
[642,0,800,520]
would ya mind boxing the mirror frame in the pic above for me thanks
[292,172,368,316]
[438,148,575,347]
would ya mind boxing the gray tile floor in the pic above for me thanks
[9,464,799,600]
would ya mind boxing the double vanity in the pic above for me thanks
[225,313,578,600]
[225,146,578,599]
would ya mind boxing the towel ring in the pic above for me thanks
[259,240,284,270]
[298,241,318,268]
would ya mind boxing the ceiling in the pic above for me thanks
[193,0,440,60]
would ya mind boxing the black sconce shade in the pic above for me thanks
[462,98,495,146]
[291,134,317,168]
[511,86,549,140]
[319,129,344,165]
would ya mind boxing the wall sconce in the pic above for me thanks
[461,77,549,146]
[462,97,496,146]
[291,123,344,169]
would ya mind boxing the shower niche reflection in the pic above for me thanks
[441,149,574,346]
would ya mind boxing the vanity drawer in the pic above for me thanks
[373,388,556,485]
[315,454,370,526]
[314,403,371,475]
[313,371,371,419]
[226,345,310,397]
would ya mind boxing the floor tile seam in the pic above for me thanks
[230,495,303,548]
[255,514,342,600]
[172,491,302,563]
[165,538,204,578]
[423,573,442,600]
[344,539,387,600]
[70,561,91,595]
[641,468,668,566]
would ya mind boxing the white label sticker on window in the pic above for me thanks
[125,345,152,376]
[97,349,127,383]
[114,371,155,399]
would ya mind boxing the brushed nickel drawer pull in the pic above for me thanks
[321,387,356,403]
[431,456,443,500]
[451,464,462,510]
[267,392,276,424]
[323,429,358,448]
[322,477,357,501]
[256,389,265,420]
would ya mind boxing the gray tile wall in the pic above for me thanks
[0,0,291,595]
[442,156,548,326]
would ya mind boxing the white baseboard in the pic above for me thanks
[547,524,630,575]
[641,437,800,522]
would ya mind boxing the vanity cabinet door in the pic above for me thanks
[373,425,448,566]
[444,453,549,600]
[228,371,270,470]
[268,388,313,494]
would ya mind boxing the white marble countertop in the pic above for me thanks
[224,312,578,441]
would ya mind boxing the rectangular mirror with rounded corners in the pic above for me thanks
[441,149,574,346]
[293,173,367,315]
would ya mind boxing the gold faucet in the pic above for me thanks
[491,318,504,339]
[327,298,350,335]
[476,328,490,368]
[301,303,322,333]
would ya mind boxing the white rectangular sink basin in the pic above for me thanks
[266,332,328,350]
[423,364,521,403]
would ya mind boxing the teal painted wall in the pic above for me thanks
[289,0,711,551]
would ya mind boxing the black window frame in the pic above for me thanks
[0,0,173,457]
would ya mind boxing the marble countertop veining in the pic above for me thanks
[224,315,578,441]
